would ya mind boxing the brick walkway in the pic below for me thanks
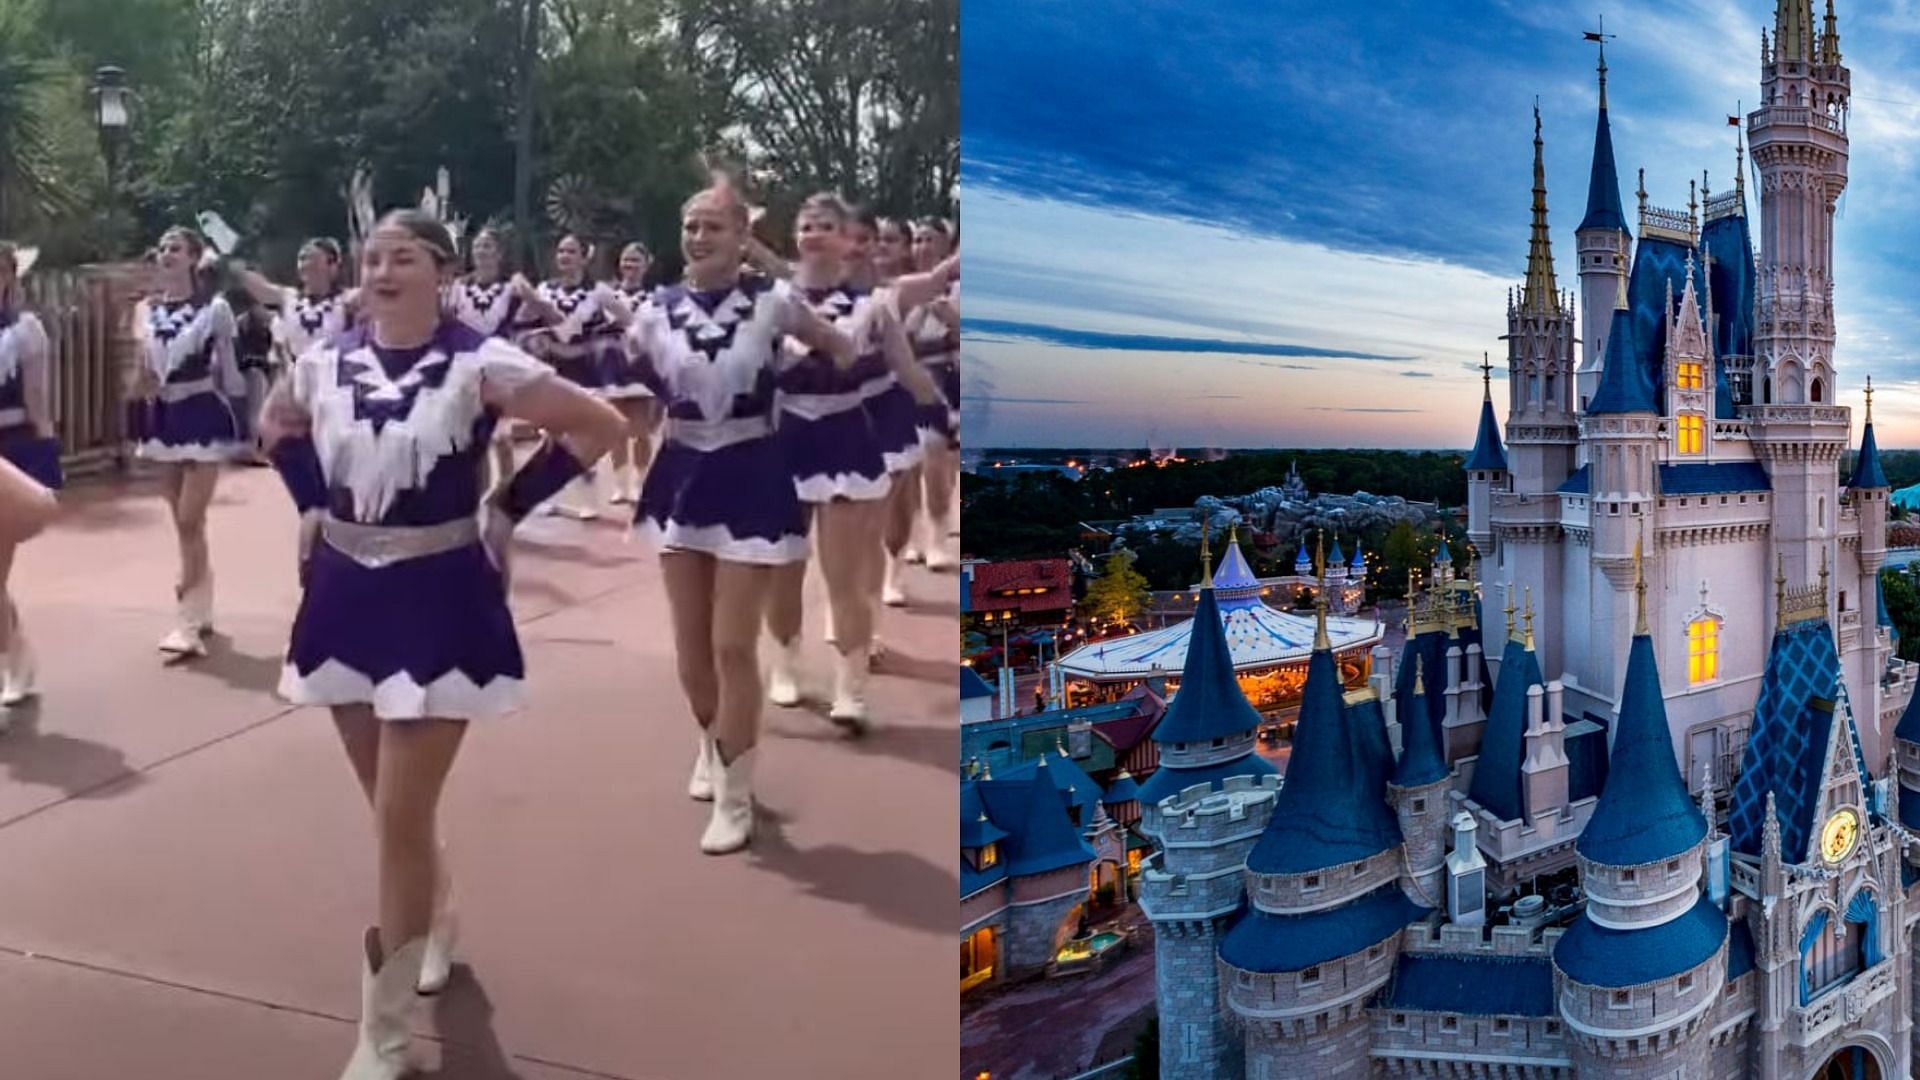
[960,909,1157,1080]
[0,465,957,1078]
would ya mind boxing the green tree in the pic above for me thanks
[1123,1017,1159,1079]
[1379,520,1422,600]
[0,0,74,234]
[1882,568,1920,664]
[1083,549,1151,628]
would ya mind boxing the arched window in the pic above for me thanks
[1820,497,1827,528]
[1812,377,1826,403]
[1764,376,1773,404]
[1688,617,1720,684]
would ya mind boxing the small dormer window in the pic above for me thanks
[1622,867,1637,884]
[1300,965,1321,986]
[1411,797,1427,814]
[1303,873,1322,890]
[1611,989,1631,1007]
[1678,973,1695,994]
[1666,859,1680,875]
[978,843,999,869]
[1493,1018,1510,1033]
[1440,1015,1458,1033]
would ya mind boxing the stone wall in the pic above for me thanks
[1156,919,1240,1080]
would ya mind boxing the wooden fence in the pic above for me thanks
[23,262,143,477]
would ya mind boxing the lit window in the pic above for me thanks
[1689,617,1719,685]
[962,926,996,988]
[978,843,998,869]
[1677,361,1704,390]
[1677,414,1704,454]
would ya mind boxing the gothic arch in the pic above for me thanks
[1781,359,1805,404]
[1812,376,1825,403]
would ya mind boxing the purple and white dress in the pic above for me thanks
[0,309,61,489]
[905,291,960,446]
[777,283,891,503]
[599,283,655,401]
[863,292,925,475]
[278,320,552,720]
[626,276,814,564]
[448,277,522,341]
[128,294,249,462]
[526,280,615,393]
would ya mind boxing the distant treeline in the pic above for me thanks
[962,448,1471,563]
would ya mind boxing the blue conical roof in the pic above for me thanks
[1576,633,1707,866]
[1465,393,1507,471]
[1213,536,1259,591]
[1328,537,1346,565]
[1350,542,1366,570]
[1586,308,1655,415]
[1851,421,1890,490]
[1294,543,1312,572]
[1468,638,1542,823]
[1896,671,1920,745]
[1578,105,1631,237]
[1246,646,1403,874]
[1151,586,1265,745]
[1391,637,1449,788]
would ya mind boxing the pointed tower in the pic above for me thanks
[1748,0,1850,589]
[1555,542,1725,1076]
[1504,105,1579,493]
[1219,568,1424,1077]
[1702,127,1759,409]
[1464,353,1507,557]
[1663,255,1715,459]
[1580,309,1661,703]
[1388,649,1451,906]
[1467,600,1546,825]
[1575,39,1632,409]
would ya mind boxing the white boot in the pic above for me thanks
[338,929,427,1080]
[829,650,870,733]
[159,577,211,658]
[823,603,838,647]
[688,732,717,801]
[416,865,458,996]
[700,747,756,855]
[767,638,801,707]
[1,617,35,707]
[882,554,908,607]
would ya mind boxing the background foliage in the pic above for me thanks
[0,0,957,276]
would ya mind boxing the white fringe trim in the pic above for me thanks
[795,470,892,504]
[135,439,249,463]
[881,443,924,473]
[279,659,524,720]
[598,383,654,400]
[636,517,809,565]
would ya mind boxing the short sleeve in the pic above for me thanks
[474,336,554,399]
[16,313,49,363]
[768,279,814,336]
[286,341,327,410]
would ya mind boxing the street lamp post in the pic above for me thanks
[91,66,131,253]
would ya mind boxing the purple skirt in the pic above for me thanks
[127,391,247,462]
[779,406,891,503]
[596,338,653,400]
[0,426,62,490]
[281,540,524,720]
[863,383,924,474]
[636,435,809,564]
[918,361,959,445]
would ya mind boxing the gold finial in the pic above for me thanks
[1412,653,1425,695]
[1481,352,1493,400]
[1588,17,1613,111]
[1228,521,1239,548]
[1504,583,1518,641]
[1775,552,1789,631]
[1523,586,1536,650]
[1637,167,1648,215]
[1200,518,1213,587]
[1819,545,1829,594]
[1313,531,1330,651]
[1633,529,1649,636]
[1866,374,1874,424]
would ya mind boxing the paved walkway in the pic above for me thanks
[0,465,958,1079]
[960,909,1155,1080]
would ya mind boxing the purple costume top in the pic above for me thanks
[274,287,351,359]
[525,279,616,389]
[277,319,554,720]
[774,282,893,502]
[448,277,522,339]
[0,308,60,488]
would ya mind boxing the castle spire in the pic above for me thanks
[1775,0,1813,62]
[1523,586,1536,650]
[1578,23,1630,239]
[1822,0,1842,64]
[1634,530,1649,636]
[1851,375,1888,489]
[1313,532,1330,651]
[1522,102,1560,313]
[1465,353,1507,471]
[1200,518,1213,587]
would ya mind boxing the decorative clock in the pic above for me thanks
[1820,807,1860,864]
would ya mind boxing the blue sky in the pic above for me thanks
[960,0,1920,449]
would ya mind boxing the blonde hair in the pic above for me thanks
[682,184,750,232]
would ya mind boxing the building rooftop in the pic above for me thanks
[1576,632,1708,867]
[1384,953,1556,1017]
[1554,894,1728,988]
[1218,885,1429,974]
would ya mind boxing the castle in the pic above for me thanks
[1135,3,1920,1076]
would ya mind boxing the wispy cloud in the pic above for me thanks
[1310,407,1426,414]
[1402,371,1435,378]
[966,319,1414,360]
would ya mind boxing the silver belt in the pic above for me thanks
[781,388,871,419]
[0,407,25,427]
[157,376,217,402]
[664,415,773,451]
[321,515,480,569]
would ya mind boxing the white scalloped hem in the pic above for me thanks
[279,660,525,720]
[795,471,893,504]
[635,518,809,565]
[880,445,924,474]
[135,439,250,463]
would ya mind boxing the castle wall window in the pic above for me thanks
[1440,1015,1458,1033]
[962,926,996,990]
[1678,414,1704,455]
[1677,361,1704,390]
[1611,989,1631,1008]
[1299,965,1321,986]
[978,843,999,870]
[1688,617,1720,685]
[1303,873,1321,891]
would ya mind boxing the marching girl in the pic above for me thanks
[517,234,618,519]
[598,242,664,505]
[904,218,960,572]
[259,210,622,1078]
[446,227,532,486]
[866,216,931,607]
[128,227,251,660]
[764,195,942,727]
[0,243,60,708]
[627,182,860,854]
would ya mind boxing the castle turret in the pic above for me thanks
[1467,598,1546,825]
[1218,582,1425,1079]
[1388,646,1450,905]
[1851,376,1889,569]
[1464,355,1508,556]
[1581,308,1661,701]
[1575,41,1631,409]
[1554,543,1725,1076]
[1503,105,1579,498]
